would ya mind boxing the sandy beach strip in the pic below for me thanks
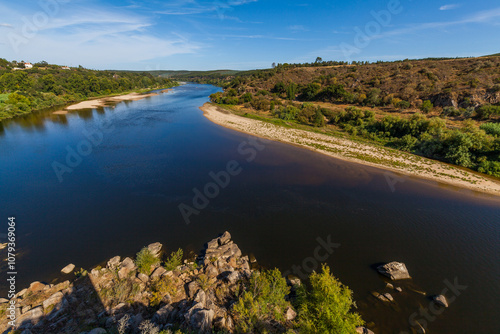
[55,92,159,113]
[201,103,500,196]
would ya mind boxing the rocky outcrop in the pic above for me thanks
[377,262,411,280]
[0,232,255,334]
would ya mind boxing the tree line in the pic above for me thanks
[0,59,178,121]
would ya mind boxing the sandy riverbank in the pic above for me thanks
[201,103,500,196]
[53,92,160,114]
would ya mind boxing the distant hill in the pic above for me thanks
[143,69,241,79]
[187,56,500,109]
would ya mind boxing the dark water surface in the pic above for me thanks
[0,84,499,333]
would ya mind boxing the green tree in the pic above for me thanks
[297,265,363,333]
[233,269,291,333]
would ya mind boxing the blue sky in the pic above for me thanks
[0,0,499,70]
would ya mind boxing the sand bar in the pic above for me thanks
[201,103,500,196]
[54,92,159,113]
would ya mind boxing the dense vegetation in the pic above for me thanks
[203,56,500,178]
[0,59,178,121]
[232,265,363,333]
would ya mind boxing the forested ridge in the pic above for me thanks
[183,56,500,178]
[0,59,178,121]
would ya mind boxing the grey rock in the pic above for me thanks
[43,291,64,309]
[17,306,43,324]
[207,238,219,249]
[61,263,75,274]
[225,271,240,285]
[194,289,207,307]
[205,264,218,278]
[189,307,214,333]
[383,293,394,302]
[285,307,297,321]
[151,266,167,278]
[218,231,231,245]
[153,304,175,324]
[186,281,199,298]
[137,273,149,283]
[118,267,131,280]
[121,257,136,270]
[107,256,121,269]
[147,242,163,258]
[433,294,449,308]
[377,262,411,280]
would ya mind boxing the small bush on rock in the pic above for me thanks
[136,247,160,275]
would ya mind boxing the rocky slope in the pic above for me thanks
[0,232,261,334]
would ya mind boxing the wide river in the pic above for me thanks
[0,84,499,333]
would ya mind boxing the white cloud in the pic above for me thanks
[0,23,13,28]
[0,2,200,68]
[440,4,461,11]
[289,25,307,32]
[156,0,258,16]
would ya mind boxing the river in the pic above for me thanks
[0,84,499,333]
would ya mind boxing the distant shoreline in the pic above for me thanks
[201,102,500,197]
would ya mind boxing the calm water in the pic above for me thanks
[0,84,499,333]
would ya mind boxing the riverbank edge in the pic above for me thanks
[201,102,500,197]
[53,86,178,114]
[0,85,179,122]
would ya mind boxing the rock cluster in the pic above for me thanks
[0,231,255,334]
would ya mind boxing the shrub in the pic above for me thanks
[135,247,160,275]
[297,265,364,333]
[232,269,291,333]
[477,160,500,177]
[421,100,433,113]
[480,122,500,136]
[476,104,500,119]
[240,92,253,103]
[299,83,321,101]
[164,248,183,271]
[392,135,419,152]
[100,275,141,306]
[149,277,177,307]
[196,273,215,291]
[394,99,411,110]
[442,106,461,117]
